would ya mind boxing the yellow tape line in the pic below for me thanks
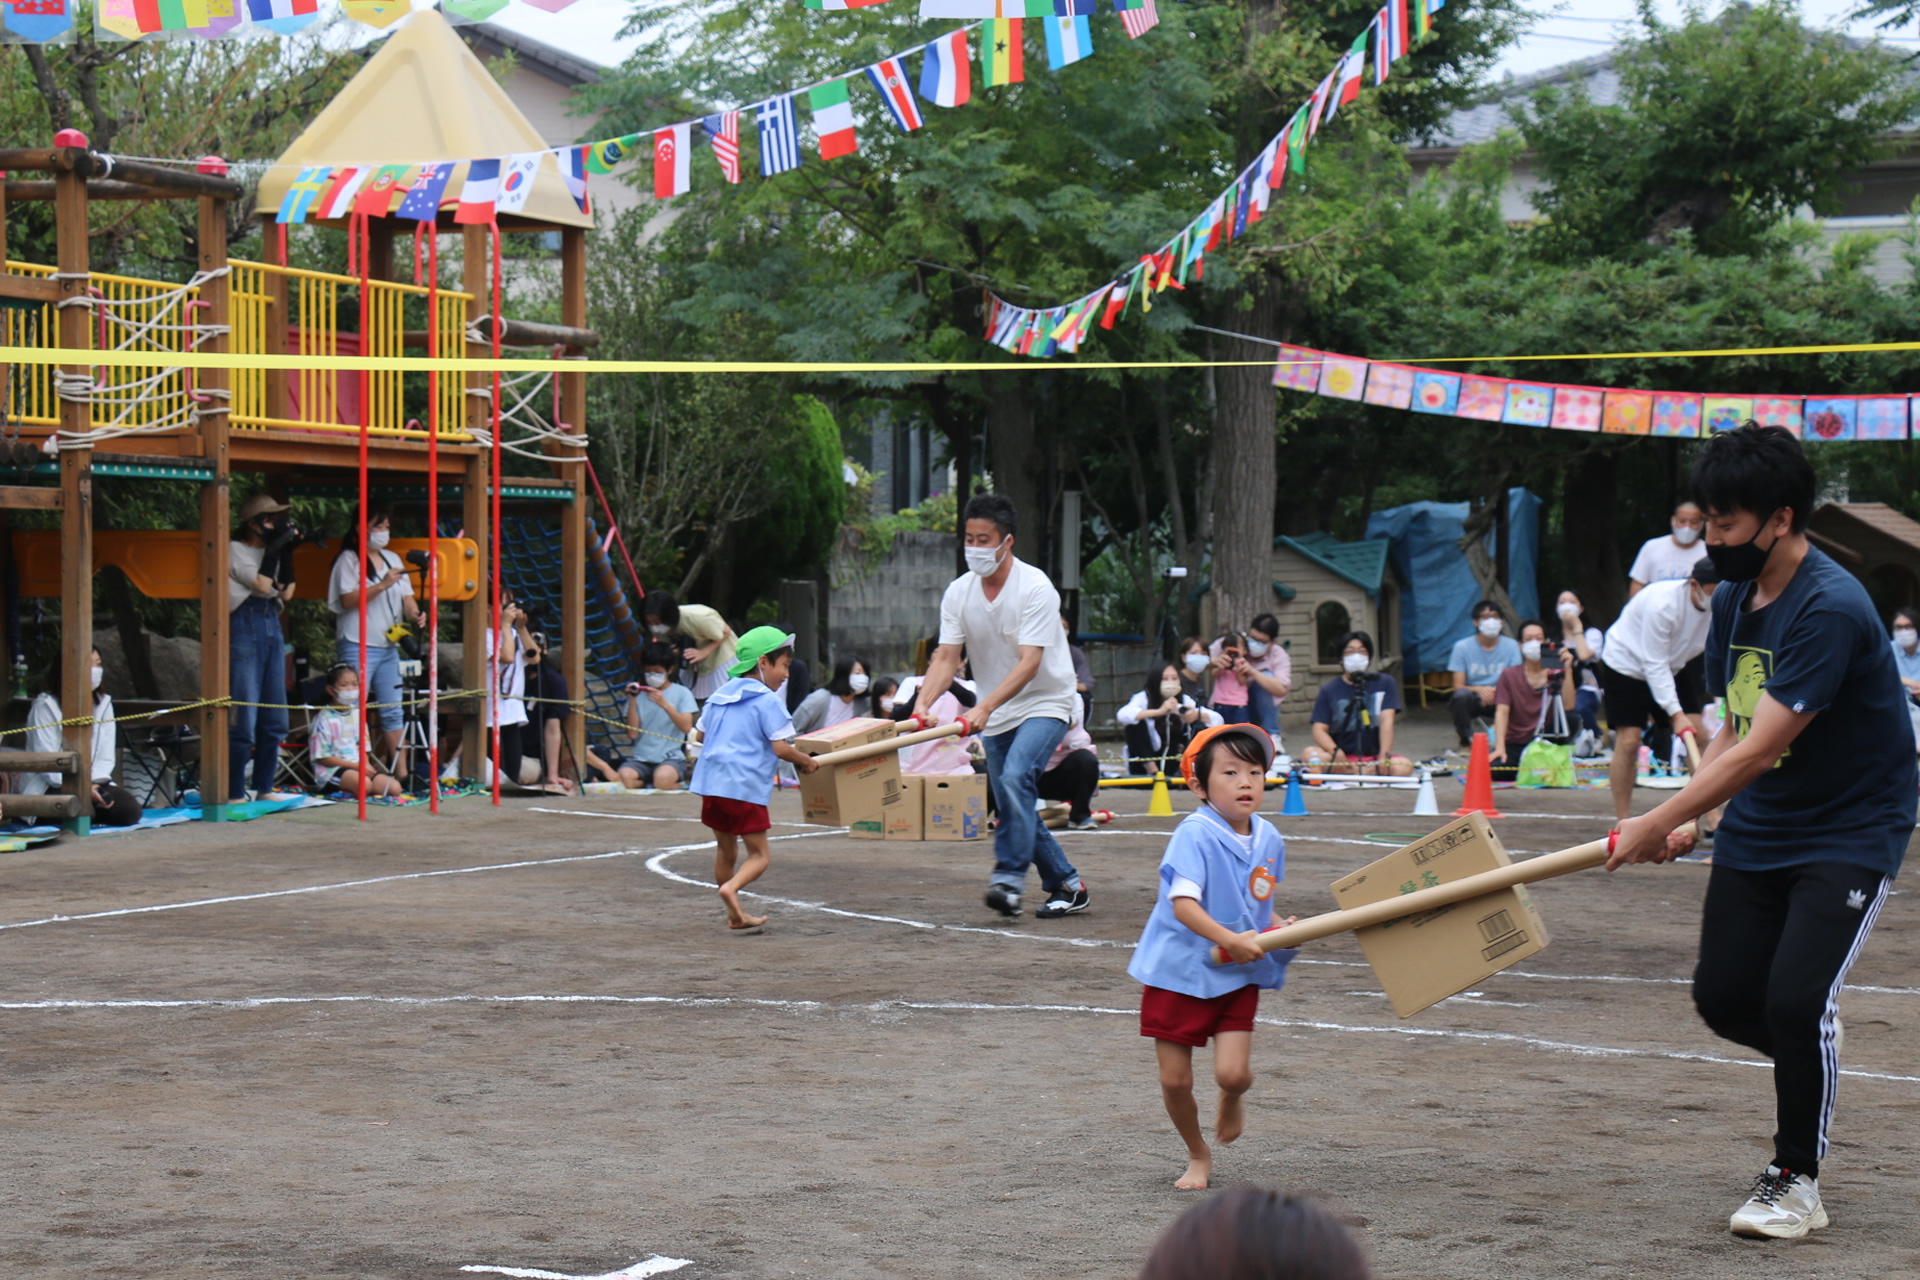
[5,337,1920,377]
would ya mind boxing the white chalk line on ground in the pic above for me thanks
[8,990,1918,1085]
[460,1255,692,1279]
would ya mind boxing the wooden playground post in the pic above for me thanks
[197,186,232,818]
[557,226,588,780]
[261,216,291,425]
[53,145,92,832]
[460,224,491,771]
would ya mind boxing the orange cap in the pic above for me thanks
[1180,722,1276,789]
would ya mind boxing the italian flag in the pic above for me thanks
[809,79,859,160]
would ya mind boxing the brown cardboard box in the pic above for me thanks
[884,776,926,840]
[924,774,988,841]
[796,717,904,828]
[1328,813,1551,1018]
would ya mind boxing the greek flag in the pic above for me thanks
[756,95,802,177]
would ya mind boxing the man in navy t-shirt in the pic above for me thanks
[1611,424,1917,1241]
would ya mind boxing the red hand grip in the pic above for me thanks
[1608,829,1619,857]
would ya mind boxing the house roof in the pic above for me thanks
[1275,532,1391,594]
[1810,502,1920,558]
[255,8,592,231]
[457,20,605,88]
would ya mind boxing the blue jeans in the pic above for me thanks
[981,716,1081,894]
[1215,702,1252,725]
[1575,686,1601,736]
[229,597,289,798]
[338,640,404,733]
[1248,682,1281,738]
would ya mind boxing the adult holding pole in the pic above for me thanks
[913,494,1090,920]
[1608,424,1918,1240]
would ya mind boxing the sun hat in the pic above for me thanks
[728,625,797,678]
[237,493,291,521]
[1180,722,1276,789]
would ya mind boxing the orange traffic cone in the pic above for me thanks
[1453,731,1504,819]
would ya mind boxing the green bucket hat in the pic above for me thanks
[728,625,797,678]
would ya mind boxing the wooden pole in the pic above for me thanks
[460,224,490,775]
[197,193,232,819]
[53,149,92,833]
[261,215,290,427]
[806,721,963,768]
[555,227,588,784]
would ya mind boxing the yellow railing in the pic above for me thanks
[1,258,475,443]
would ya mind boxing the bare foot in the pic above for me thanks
[718,884,745,926]
[729,915,768,931]
[1174,1152,1211,1190]
[1216,1091,1246,1146]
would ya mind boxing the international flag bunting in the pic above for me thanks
[654,122,691,199]
[1392,0,1410,59]
[4,0,74,41]
[1412,0,1432,40]
[585,133,641,175]
[276,165,330,225]
[244,0,318,34]
[919,29,971,108]
[865,58,924,131]
[316,167,367,221]
[984,18,1024,86]
[809,79,860,160]
[1331,30,1366,120]
[804,0,889,8]
[918,0,994,17]
[756,95,802,176]
[1099,281,1128,329]
[703,113,742,183]
[1233,176,1254,238]
[454,158,501,225]
[558,147,591,214]
[1373,7,1391,83]
[1307,70,1335,138]
[1285,102,1310,173]
[1248,150,1273,222]
[1118,0,1158,38]
[1043,14,1091,69]
[495,152,544,216]
[1054,0,1094,12]
[354,164,411,218]
[396,163,454,221]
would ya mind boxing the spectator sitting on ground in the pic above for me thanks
[1117,660,1221,775]
[1064,609,1094,722]
[327,503,422,787]
[1138,1186,1373,1280]
[791,655,872,735]
[1447,600,1522,748]
[1038,704,1102,830]
[888,669,976,774]
[1489,620,1577,776]
[18,647,144,826]
[1628,500,1708,596]
[1302,631,1411,776]
[1175,635,1211,703]
[524,628,577,795]
[1239,612,1293,738]
[871,676,900,718]
[1555,589,1606,751]
[1891,608,1920,748]
[308,662,404,799]
[1208,631,1255,724]
[616,641,698,790]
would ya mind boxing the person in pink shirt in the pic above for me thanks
[1208,615,1291,742]
[1038,711,1101,830]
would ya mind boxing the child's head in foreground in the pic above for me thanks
[1138,1187,1371,1280]
[1183,725,1272,823]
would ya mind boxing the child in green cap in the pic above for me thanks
[690,625,821,929]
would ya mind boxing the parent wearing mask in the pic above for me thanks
[1891,608,1920,749]
[1555,590,1606,753]
[228,493,299,802]
[1447,600,1522,748]
[18,647,143,826]
[1629,500,1710,596]
[1489,621,1577,777]
[1599,559,1720,821]
[327,503,423,787]
[913,493,1088,921]
[1303,631,1410,775]
[791,656,873,734]
[1175,636,1212,703]
[1117,660,1221,775]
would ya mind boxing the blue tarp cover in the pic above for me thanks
[1366,488,1540,676]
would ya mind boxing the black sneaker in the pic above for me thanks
[1035,888,1090,918]
[985,884,1022,917]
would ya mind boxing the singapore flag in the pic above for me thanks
[654,123,691,199]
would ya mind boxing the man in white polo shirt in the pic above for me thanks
[913,494,1089,920]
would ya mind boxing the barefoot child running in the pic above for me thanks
[689,626,820,930]
[1128,724,1297,1190]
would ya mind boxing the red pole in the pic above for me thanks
[355,210,370,821]
[423,220,441,815]
[488,220,503,807]
[584,456,646,605]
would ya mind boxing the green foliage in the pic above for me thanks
[736,395,847,604]
[834,480,958,586]
[1513,0,1920,259]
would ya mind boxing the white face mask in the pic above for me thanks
[1341,652,1369,675]
[644,671,669,688]
[1521,640,1543,662]
[1556,601,1580,620]
[1897,628,1918,651]
[1184,653,1209,674]
[878,696,895,715]
[848,672,871,694]
[1159,679,1183,698]
[369,529,391,550]
[332,686,360,706]
[1246,638,1268,657]
[1477,616,1504,638]
[1672,524,1700,546]
[964,538,1008,577]
[649,624,669,636]
[90,665,104,691]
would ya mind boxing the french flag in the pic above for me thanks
[454,158,501,225]
[918,29,970,109]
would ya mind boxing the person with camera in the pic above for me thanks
[1488,620,1577,780]
[481,586,539,787]
[228,492,306,802]
[1206,619,1291,742]
[1554,589,1607,754]
[1302,631,1411,775]
[617,641,699,790]
[1598,559,1719,821]
[327,504,423,787]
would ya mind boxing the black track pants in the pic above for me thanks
[1692,860,1891,1179]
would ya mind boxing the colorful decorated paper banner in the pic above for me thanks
[1265,344,1915,441]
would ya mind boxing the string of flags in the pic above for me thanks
[1269,345,1920,442]
[270,0,1164,224]
[0,0,597,44]
[982,0,1434,358]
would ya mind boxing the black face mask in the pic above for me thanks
[1705,515,1781,583]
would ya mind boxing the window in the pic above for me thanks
[1315,601,1351,665]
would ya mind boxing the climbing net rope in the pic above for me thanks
[47,266,232,449]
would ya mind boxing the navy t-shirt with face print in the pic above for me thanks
[1705,547,1917,876]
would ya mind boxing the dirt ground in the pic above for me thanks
[5,776,1920,1280]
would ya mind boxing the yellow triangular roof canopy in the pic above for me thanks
[256,8,591,230]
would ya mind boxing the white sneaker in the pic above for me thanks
[1730,1166,1828,1239]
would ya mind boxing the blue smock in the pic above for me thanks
[1127,804,1296,998]
[689,676,795,805]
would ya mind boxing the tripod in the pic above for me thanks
[394,657,435,793]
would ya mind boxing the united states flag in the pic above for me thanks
[756,96,802,177]
[1119,0,1158,39]
[702,113,741,185]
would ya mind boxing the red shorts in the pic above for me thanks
[1140,983,1259,1047]
[701,795,771,835]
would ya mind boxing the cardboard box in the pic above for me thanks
[884,776,927,840]
[796,717,904,828]
[924,774,988,841]
[1328,812,1551,1018]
